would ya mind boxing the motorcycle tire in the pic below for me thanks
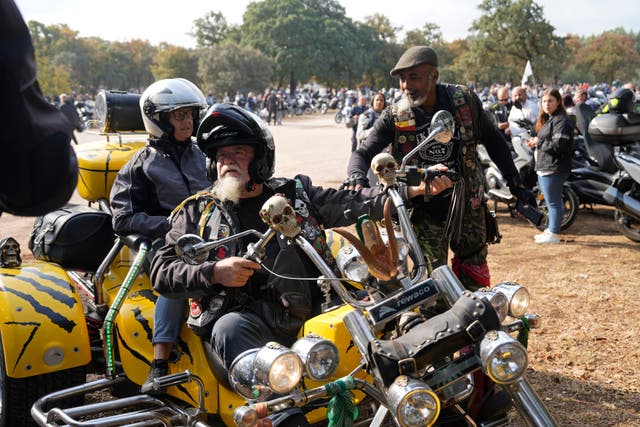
[0,330,86,427]
[303,106,313,115]
[614,209,640,242]
[535,185,579,231]
[334,112,343,124]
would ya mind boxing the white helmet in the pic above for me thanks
[140,78,207,139]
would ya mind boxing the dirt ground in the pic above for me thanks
[487,204,640,426]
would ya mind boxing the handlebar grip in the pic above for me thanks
[424,169,460,183]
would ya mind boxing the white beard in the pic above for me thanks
[398,91,427,111]
[212,176,245,205]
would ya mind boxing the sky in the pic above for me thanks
[14,0,640,49]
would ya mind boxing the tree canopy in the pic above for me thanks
[25,0,640,99]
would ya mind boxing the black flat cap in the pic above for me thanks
[390,46,438,76]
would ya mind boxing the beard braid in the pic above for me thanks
[211,176,245,205]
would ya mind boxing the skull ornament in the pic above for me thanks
[259,194,301,238]
[371,152,398,188]
[0,237,22,268]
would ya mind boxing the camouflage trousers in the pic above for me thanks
[412,144,490,291]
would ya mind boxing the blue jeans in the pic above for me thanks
[537,172,569,234]
[152,295,186,345]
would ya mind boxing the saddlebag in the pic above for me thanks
[29,204,114,271]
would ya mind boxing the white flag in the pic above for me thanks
[521,60,533,87]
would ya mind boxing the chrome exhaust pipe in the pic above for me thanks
[603,187,640,220]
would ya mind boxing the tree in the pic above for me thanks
[468,0,567,85]
[151,44,199,85]
[197,40,275,98]
[240,0,372,93]
[575,32,640,83]
[191,11,230,48]
[403,22,443,47]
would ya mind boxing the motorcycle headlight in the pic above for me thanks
[493,282,530,317]
[387,376,440,427]
[253,342,303,394]
[336,245,370,282]
[291,335,339,381]
[479,330,528,384]
[476,289,509,322]
[228,348,272,401]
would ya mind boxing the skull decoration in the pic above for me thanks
[0,237,22,268]
[371,152,398,188]
[259,194,301,238]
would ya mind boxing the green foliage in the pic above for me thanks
[197,41,275,98]
[191,11,230,48]
[24,3,640,99]
[152,44,199,84]
[240,0,378,92]
[574,33,640,83]
[468,0,567,85]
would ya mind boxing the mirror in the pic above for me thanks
[175,234,208,265]
[400,110,455,170]
[430,110,454,144]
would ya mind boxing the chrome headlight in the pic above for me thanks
[291,335,339,381]
[253,342,303,394]
[493,282,530,317]
[479,330,528,384]
[387,376,440,427]
[477,289,509,322]
[228,348,272,401]
[336,245,370,282]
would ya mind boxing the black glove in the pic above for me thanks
[511,187,536,207]
[511,187,544,226]
[339,172,369,190]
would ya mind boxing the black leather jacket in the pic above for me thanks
[109,137,209,239]
[150,174,391,335]
[534,111,573,174]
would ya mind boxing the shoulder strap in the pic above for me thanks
[444,83,477,144]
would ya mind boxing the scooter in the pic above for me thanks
[587,110,640,241]
[481,118,579,231]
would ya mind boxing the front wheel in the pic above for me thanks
[334,112,343,124]
[535,185,579,231]
[614,209,640,242]
[0,331,86,426]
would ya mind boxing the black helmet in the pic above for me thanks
[197,103,275,183]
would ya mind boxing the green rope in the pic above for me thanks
[517,315,530,348]
[325,377,358,427]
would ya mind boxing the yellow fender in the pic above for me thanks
[113,280,248,422]
[0,260,91,378]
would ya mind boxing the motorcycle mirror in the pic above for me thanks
[431,110,455,144]
[175,234,209,265]
[400,110,455,170]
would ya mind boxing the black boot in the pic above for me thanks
[141,359,169,394]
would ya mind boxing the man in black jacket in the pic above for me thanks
[150,103,451,426]
[342,46,529,290]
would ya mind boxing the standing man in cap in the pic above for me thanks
[342,46,531,290]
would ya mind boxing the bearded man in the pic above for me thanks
[342,46,529,290]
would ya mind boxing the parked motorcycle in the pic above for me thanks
[587,110,640,241]
[231,111,556,427]
[481,118,579,231]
